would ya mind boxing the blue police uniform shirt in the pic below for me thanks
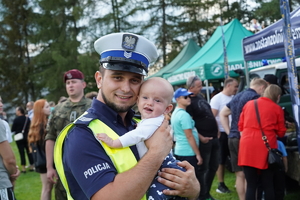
[227,88,259,139]
[63,99,139,199]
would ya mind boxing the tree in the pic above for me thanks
[138,0,188,70]
[253,0,281,27]
[89,0,141,35]
[2,0,290,109]
[220,0,253,24]
[31,0,99,101]
[0,0,39,107]
[174,0,219,47]
[252,0,300,28]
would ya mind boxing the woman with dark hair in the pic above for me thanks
[28,99,53,200]
[11,106,34,173]
[238,84,286,200]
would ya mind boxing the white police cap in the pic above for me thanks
[94,33,158,76]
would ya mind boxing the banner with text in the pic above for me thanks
[165,58,283,85]
[243,6,300,61]
[280,0,300,153]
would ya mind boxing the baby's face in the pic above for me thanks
[137,89,169,119]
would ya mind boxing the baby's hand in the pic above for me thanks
[96,133,114,147]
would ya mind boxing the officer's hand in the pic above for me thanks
[47,167,58,184]
[145,118,172,159]
[158,161,200,200]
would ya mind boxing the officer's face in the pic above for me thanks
[96,69,143,114]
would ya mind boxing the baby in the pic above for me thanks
[97,77,187,200]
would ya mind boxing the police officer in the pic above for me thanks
[45,69,92,200]
[54,33,200,200]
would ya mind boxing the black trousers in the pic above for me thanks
[197,138,220,199]
[257,167,285,200]
[243,165,276,200]
[273,168,285,200]
[16,140,34,166]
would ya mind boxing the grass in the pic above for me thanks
[11,141,55,200]
[10,141,300,200]
[210,169,300,200]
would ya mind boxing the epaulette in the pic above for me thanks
[74,112,98,126]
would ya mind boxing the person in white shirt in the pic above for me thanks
[250,19,262,33]
[210,78,238,194]
[3,120,12,143]
[0,117,20,200]
[26,101,34,120]
[0,96,12,143]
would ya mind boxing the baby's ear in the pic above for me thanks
[164,103,173,115]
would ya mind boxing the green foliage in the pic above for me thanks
[221,0,253,23]
[166,39,183,64]
[30,0,99,102]
[0,0,38,106]
[254,0,281,26]
[253,0,300,28]
[10,141,55,200]
[1,0,299,107]
[77,53,99,93]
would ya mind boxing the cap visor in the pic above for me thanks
[102,63,146,76]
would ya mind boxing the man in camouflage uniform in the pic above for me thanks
[45,69,92,200]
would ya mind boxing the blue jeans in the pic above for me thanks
[198,138,220,199]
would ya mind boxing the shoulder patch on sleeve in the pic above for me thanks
[74,112,98,126]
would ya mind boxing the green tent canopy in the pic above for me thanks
[165,19,253,85]
[147,39,200,78]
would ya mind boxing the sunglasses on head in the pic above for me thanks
[190,76,198,86]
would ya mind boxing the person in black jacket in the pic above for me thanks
[186,75,220,200]
[11,106,34,173]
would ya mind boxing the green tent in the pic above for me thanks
[165,19,253,85]
[148,39,200,78]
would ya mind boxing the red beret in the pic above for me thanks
[64,69,84,83]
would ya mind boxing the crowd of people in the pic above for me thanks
[0,32,291,200]
[0,69,93,200]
